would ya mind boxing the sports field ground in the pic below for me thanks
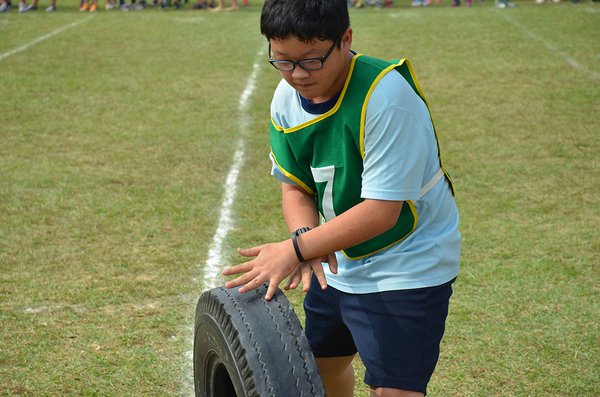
[1,1,599,395]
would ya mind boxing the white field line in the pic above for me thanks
[202,59,261,290]
[202,141,245,289]
[496,11,600,80]
[0,16,94,62]
[180,51,263,397]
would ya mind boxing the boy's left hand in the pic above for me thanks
[222,239,298,300]
[285,253,338,292]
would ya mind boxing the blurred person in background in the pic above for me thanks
[18,0,56,12]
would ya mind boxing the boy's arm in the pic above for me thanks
[281,182,320,233]
[280,183,337,293]
[222,183,404,300]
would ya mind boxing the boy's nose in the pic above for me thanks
[291,66,310,79]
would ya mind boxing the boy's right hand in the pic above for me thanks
[284,253,338,292]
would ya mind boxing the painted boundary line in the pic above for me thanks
[0,16,94,62]
[202,58,262,290]
[497,11,600,80]
[180,50,264,397]
[201,140,245,289]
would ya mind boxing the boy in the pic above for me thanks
[223,0,461,395]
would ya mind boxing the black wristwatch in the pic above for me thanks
[291,227,311,263]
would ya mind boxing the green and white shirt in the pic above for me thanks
[269,55,460,293]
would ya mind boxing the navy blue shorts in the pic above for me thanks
[303,276,455,394]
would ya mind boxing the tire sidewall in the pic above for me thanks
[194,313,245,396]
[194,286,327,396]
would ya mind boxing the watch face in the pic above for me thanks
[295,227,311,235]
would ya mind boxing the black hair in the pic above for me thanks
[260,0,350,46]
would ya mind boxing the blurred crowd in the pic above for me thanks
[1,0,595,13]
[349,0,595,6]
[0,0,249,12]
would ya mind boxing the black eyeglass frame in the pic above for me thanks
[268,34,344,71]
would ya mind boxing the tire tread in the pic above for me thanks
[194,284,326,396]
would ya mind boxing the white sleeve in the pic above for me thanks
[269,152,298,185]
[361,71,436,202]
[269,79,312,186]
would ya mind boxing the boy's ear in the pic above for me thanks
[342,28,353,52]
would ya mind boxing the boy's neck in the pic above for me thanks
[300,89,342,115]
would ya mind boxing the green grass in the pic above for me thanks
[1,1,599,396]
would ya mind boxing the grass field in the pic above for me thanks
[1,0,599,396]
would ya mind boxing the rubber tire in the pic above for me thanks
[193,284,327,397]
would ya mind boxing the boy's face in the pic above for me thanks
[269,28,353,104]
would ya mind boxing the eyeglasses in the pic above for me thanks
[268,34,343,71]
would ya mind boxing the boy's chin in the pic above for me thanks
[294,85,316,97]
[295,87,328,103]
